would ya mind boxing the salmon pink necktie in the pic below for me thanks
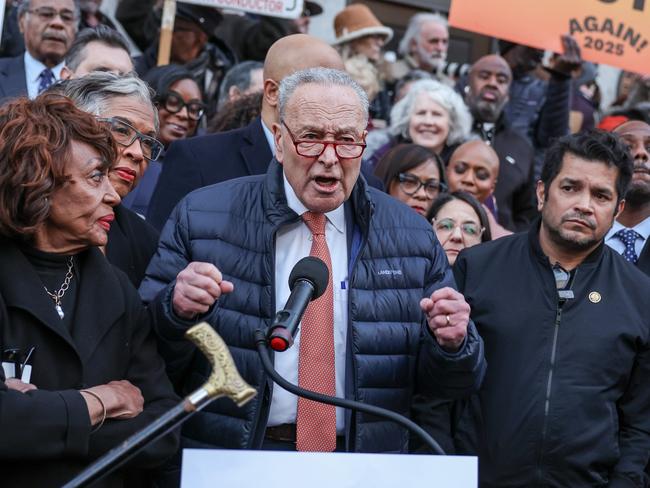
[296,211,336,452]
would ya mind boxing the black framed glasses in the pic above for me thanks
[282,121,366,159]
[398,173,446,198]
[99,117,164,162]
[28,7,77,24]
[159,91,205,121]
[433,217,484,241]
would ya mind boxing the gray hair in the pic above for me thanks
[54,71,159,131]
[278,67,369,123]
[398,12,448,57]
[18,0,81,19]
[217,61,263,110]
[389,79,472,147]
[65,25,131,72]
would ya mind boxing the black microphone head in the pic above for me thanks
[288,256,329,299]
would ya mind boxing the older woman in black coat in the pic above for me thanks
[0,94,179,487]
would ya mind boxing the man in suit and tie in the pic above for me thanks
[147,34,350,231]
[0,0,78,104]
[605,121,650,274]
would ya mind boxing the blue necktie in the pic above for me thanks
[38,69,55,94]
[614,228,642,264]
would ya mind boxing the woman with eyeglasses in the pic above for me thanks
[374,143,447,217]
[0,94,178,487]
[427,191,492,265]
[120,64,205,217]
[55,72,165,288]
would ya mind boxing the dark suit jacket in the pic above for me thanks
[147,117,272,230]
[106,204,160,289]
[0,239,179,488]
[147,117,384,231]
[0,54,27,105]
[491,121,537,232]
[637,239,650,276]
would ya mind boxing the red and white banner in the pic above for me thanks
[179,0,304,19]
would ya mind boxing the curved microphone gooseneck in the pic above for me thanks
[259,257,445,455]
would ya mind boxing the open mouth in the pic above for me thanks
[168,123,188,136]
[313,176,339,192]
[416,128,440,137]
[481,90,498,102]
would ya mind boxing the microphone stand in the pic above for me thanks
[253,330,445,455]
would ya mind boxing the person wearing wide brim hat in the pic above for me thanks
[332,4,393,63]
[332,4,394,128]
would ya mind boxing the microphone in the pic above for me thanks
[267,256,329,352]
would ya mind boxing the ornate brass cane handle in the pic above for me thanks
[185,322,257,407]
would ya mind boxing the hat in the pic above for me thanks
[303,1,323,17]
[332,4,393,46]
[176,5,223,37]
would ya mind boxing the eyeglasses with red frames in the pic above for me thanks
[282,121,366,159]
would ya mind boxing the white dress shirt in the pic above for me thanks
[268,174,349,433]
[605,216,650,257]
[261,118,276,156]
[24,51,64,99]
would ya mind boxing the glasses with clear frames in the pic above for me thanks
[99,117,164,162]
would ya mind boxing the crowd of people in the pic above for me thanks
[0,0,649,487]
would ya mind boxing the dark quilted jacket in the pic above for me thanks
[139,159,486,453]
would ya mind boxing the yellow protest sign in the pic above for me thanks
[449,0,649,74]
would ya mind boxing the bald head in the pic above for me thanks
[454,140,500,171]
[264,34,344,83]
[447,140,500,203]
[466,55,512,123]
[614,120,650,137]
[469,55,512,80]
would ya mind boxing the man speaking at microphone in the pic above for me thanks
[140,67,485,454]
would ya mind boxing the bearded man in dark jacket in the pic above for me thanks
[140,67,485,455]
[454,130,650,487]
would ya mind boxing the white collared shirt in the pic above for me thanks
[605,215,650,257]
[24,51,64,99]
[261,119,276,156]
[268,174,349,433]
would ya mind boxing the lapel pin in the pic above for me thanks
[588,291,601,303]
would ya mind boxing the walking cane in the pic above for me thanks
[63,322,257,488]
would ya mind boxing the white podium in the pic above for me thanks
[181,449,477,488]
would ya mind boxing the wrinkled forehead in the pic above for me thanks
[614,122,650,141]
[29,0,76,10]
[419,20,448,39]
[470,56,511,79]
[285,83,367,131]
